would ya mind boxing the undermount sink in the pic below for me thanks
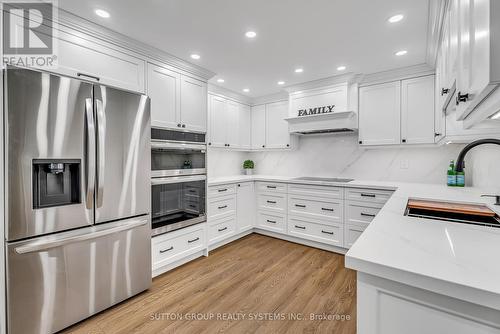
[405,198,500,228]
[293,177,354,183]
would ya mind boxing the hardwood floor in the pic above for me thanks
[63,234,357,334]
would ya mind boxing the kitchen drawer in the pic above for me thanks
[288,183,343,199]
[345,187,393,204]
[345,200,383,226]
[208,184,237,198]
[288,194,343,223]
[208,195,236,219]
[256,211,286,233]
[152,225,206,269]
[288,216,343,247]
[257,193,287,213]
[208,216,236,245]
[345,224,367,248]
[256,182,287,194]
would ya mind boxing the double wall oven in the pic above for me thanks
[151,128,207,236]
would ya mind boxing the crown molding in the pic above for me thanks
[208,84,253,105]
[359,63,435,87]
[251,91,289,106]
[55,8,216,80]
[426,0,448,67]
[283,73,361,94]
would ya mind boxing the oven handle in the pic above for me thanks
[151,141,206,151]
[151,175,207,185]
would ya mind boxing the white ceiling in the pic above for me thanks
[58,0,430,97]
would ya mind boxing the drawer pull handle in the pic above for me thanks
[266,219,277,224]
[321,230,334,235]
[188,237,200,243]
[360,213,376,217]
[267,200,277,204]
[189,204,196,208]
[160,246,174,253]
[218,227,228,232]
[218,205,228,210]
[321,208,334,212]
[360,193,376,198]
[218,189,228,192]
[189,190,196,193]
[295,204,306,208]
[77,72,100,82]
[267,185,277,189]
[295,225,306,230]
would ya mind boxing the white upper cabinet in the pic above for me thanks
[455,0,500,124]
[148,64,207,133]
[148,63,180,129]
[401,76,436,144]
[209,95,228,147]
[226,101,240,149]
[359,81,401,146]
[238,104,252,149]
[180,75,207,132]
[53,30,146,93]
[251,105,266,149]
[265,101,291,149]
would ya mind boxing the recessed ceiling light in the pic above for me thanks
[95,9,110,18]
[245,31,257,38]
[395,50,408,56]
[217,78,225,83]
[190,54,201,60]
[295,68,304,73]
[243,88,250,93]
[337,66,346,71]
[277,81,285,85]
[388,14,404,23]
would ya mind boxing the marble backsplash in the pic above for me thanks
[208,135,500,190]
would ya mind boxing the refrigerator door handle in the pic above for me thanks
[96,99,105,208]
[14,218,148,254]
[85,98,96,209]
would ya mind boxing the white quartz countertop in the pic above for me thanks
[208,175,500,309]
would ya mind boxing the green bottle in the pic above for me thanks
[447,160,456,187]
[456,161,465,187]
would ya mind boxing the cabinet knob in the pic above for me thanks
[441,88,449,96]
[238,184,241,187]
[402,139,407,143]
[286,144,290,147]
[182,124,186,128]
[456,92,469,105]
[177,123,181,127]
[227,144,230,147]
[434,133,442,137]
[208,142,212,145]
[262,145,265,148]
[358,141,363,145]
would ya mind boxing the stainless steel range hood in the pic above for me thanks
[285,111,358,135]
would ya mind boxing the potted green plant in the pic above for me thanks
[243,160,255,175]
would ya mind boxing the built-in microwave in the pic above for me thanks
[151,128,207,235]
[151,128,206,177]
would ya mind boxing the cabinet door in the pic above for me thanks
[434,71,446,142]
[238,104,252,149]
[180,75,207,133]
[226,101,240,148]
[265,101,291,149]
[251,105,266,149]
[237,182,255,232]
[359,82,401,145]
[209,96,228,147]
[401,76,436,144]
[456,0,491,119]
[147,63,181,129]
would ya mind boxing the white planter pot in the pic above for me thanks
[244,168,253,175]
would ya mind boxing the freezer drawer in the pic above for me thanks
[6,217,151,334]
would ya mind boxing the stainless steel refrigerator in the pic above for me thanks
[4,66,152,334]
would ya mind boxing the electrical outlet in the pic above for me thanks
[400,159,409,169]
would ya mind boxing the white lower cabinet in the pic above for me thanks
[288,216,343,247]
[152,224,206,276]
[208,216,236,245]
[208,181,393,251]
[256,211,287,233]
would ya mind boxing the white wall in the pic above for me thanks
[209,135,500,191]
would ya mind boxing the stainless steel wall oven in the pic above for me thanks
[151,128,207,235]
